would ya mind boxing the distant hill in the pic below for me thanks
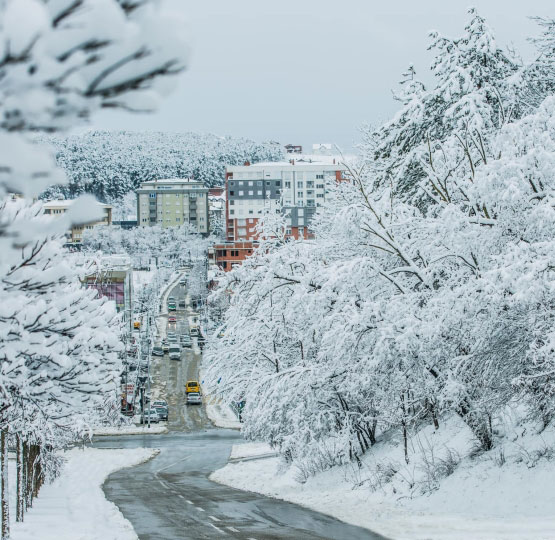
[40,131,284,202]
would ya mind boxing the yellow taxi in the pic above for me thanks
[185,380,200,393]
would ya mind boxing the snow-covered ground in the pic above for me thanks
[204,396,242,430]
[229,442,274,460]
[93,423,168,436]
[211,417,555,540]
[11,447,157,540]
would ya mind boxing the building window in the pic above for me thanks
[248,181,253,186]
[257,181,262,186]
[230,191,234,196]
[298,209,304,216]
[230,181,235,186]
[297,191,303,198]
[239,181,244,185]
[316,184,324,189]
[317,193,324,198]
[276,181,281,187]
[229,200,234,205]
[285,181,291,188]
[230,209,235,215]
[307,181,314,188]
[316,174,324,179]
[286,228,292,235]
[239,191,244,196]
[248,190,253,195]
[266,181,271,186]
[249,210,253,214]
[297,181,303,188]
[149,193,156,198]
[307,200,315,207]
[257,190,262,195]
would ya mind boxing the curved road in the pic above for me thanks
[94,278,386,540]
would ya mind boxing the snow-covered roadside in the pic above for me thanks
[204,396,242,430]
[211,418,555,540]
[11,447,157,540]
[93,423,168,436]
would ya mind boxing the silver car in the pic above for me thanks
[186,392,202,405]
[140,409,160,424]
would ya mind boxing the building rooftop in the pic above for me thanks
[140,178,204,185]
[42,199,111,209]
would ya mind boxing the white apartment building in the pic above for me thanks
[225,158,346,241]
[136,178,209,233]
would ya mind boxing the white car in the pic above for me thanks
[169,345,181,360]
[186,392,202,405]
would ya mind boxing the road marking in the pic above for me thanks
[155,455,190,473]
[227,526,239,532]
[209,515,220,522]
[158,480,167,489]
[208,523,225,534]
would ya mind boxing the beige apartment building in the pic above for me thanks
[42,199,112,245]
[136,178,209,233]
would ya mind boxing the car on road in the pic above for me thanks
[152,345,164,356]
[185,380,200,393]
[180,334,192,348]
[151,400,168,420]
[168,336,178,344]
[179,279,186,286]
[162,343,169,353]
[169,345,181,360]
[179,300,186,308]
[168,315,177,323]
[140,409,160,424]
[186,392,202,405]
[190,328,199,337]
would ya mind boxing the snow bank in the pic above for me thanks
[229,442,274,460]
[12,447,157,540]
[211,417,555,540]
[93,424,168,436]
[204,396,241,430]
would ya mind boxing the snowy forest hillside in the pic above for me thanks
[40,131,284,202]
[205,8,555,515]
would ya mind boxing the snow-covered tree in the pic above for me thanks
[0,0,189,534]
[205,10,555,481]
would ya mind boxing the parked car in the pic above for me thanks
[180,335,192,347]
[185,380,200,393]
[190,328,199,337]
[179,300,186,308]
[140,409,160,424]
[168,315,177,323]
[151,400,168,420]
[152,346,164,356]
[179,279,186,286]
[162,343,169,353]
[186,392,202,405]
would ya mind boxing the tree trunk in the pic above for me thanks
[1,428,9,540]
[16,435,24,522]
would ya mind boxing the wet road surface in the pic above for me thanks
[95,277,386,540]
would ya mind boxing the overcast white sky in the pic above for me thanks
[93,0,554,151]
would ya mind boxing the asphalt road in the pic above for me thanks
[95,277,386,540]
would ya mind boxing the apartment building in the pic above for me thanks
[225,159,347,242]
[136,178,209,233]
[42,199,112,245]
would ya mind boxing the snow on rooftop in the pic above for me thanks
[42,199,111,208]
